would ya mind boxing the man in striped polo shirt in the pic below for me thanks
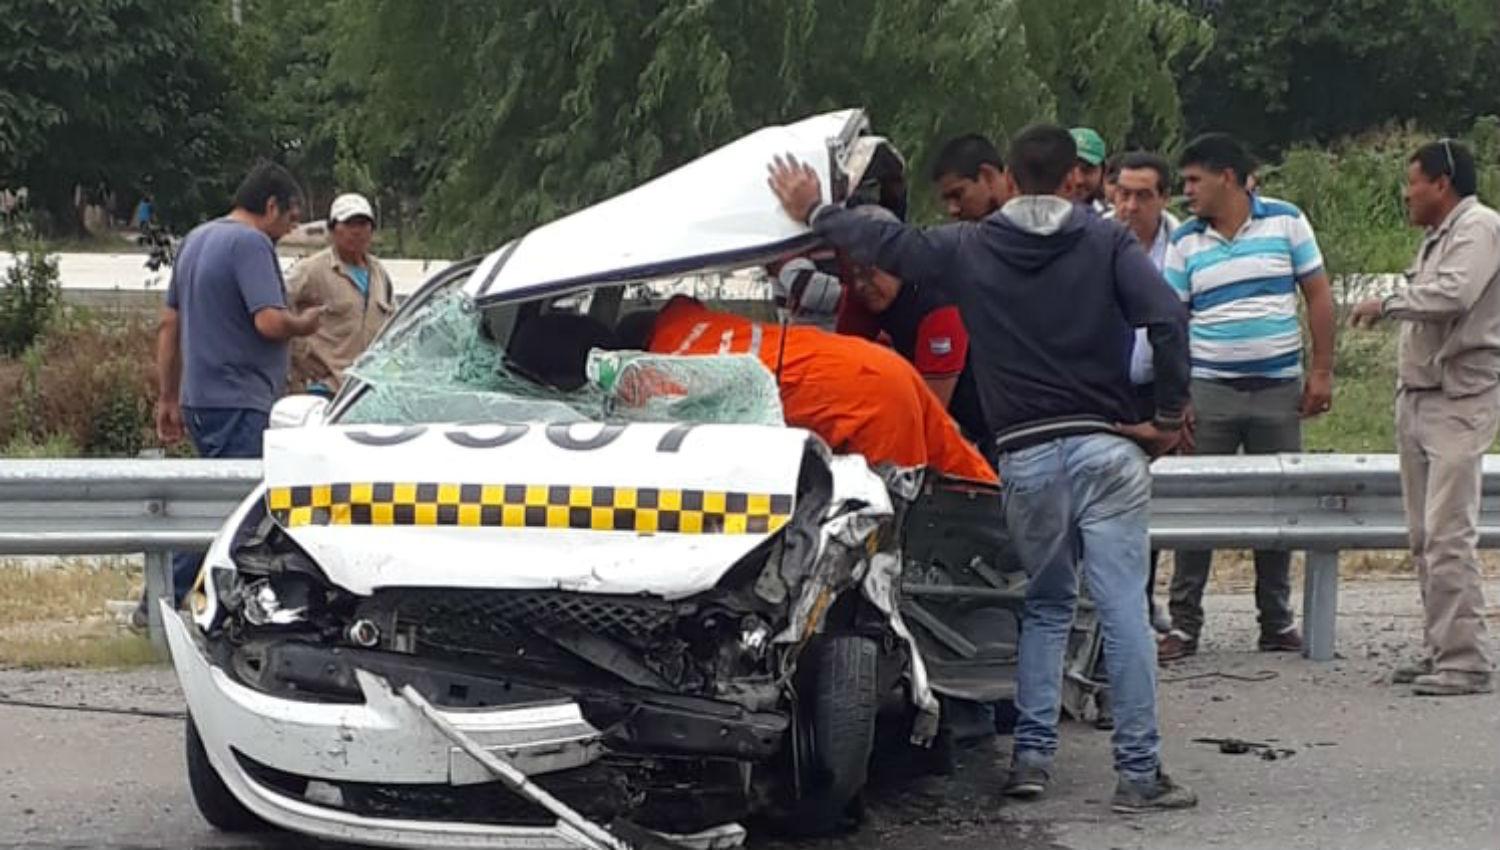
[1158,133,1337,662]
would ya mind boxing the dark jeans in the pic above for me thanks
[1169,379,1300,640]
[168,406,269,602]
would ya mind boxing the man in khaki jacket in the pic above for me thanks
[288,193,394,396]
[1352,139,1500,696]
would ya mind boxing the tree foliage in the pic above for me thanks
[1182,0,1500,152]
[0,0,252,232]
[6,0,1491,248]
[329,0,1209,251]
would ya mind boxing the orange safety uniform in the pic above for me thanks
[647,297,996,483]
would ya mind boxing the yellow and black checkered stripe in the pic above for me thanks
[267,483,794,535]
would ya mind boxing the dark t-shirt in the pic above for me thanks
[838,281,989,442]
[166,219,289,412]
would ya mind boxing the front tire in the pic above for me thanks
[185,714,271,833]
[778,634,880,836]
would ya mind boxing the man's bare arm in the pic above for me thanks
[155,307,184,442]
[924,375,958,407]
[1298,272,1336,417]
[253,305,325,342]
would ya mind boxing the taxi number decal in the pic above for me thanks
[342,422,700,453]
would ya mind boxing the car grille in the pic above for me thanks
[371,588,679,646]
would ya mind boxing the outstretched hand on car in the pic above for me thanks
[767,155,824,225]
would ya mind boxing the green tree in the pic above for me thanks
[331,0,1210,252]
[1182,0,1500,152]
[234,0,373,217]
[0,0,254,234]
[1017,0,1211,148]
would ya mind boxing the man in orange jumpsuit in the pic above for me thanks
[638,295,996,483]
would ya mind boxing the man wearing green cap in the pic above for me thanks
[1070,127,1110,213]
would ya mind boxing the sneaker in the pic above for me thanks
[1258,627,1303,653]
[1111,771,1199,814]
[1412,670,1494,696]
[1157,630,1197,663]
[1002,761,1051,799]
[1149,600,1172,635]
[1391,656,1434,684]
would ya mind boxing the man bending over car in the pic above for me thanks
[618,295,996,484]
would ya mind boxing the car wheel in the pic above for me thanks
[185,714,271,832]
[780,634,880,836]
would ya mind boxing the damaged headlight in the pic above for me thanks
[241,577,312,626]
[209,505,359,644]
[739,616,771,656]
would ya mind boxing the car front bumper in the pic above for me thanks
[162,605,746,849]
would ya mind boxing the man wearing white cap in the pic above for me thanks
[287,192,395,396]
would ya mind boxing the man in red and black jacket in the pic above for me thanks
[834,205,991,454]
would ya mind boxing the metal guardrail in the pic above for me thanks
[1149,452,1500,661]
[1,455,1489,661]
[0,460,260,649]
[1149,453,1492,549]
[0,459,260,553]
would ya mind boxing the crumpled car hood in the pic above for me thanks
[262,421,805,599]
[462,108,885,304]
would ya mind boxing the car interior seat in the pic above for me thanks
[614,309,661,351]
[506,312,618,391]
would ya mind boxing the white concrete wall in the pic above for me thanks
[1,252,455,298]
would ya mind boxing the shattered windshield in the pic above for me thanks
[340,288,785,427]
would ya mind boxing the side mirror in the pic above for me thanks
[269,394,330,430]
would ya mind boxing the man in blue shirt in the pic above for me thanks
[1158,134,1337,661]
[148,162,324,613]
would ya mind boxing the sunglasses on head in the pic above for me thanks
[1440,138,1457,177]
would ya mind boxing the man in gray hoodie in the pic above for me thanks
[768,123,1195,813]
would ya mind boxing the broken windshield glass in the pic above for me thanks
[340,290,785,427]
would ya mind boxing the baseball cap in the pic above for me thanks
[1070,128,1107,167]
[329,193,375,225]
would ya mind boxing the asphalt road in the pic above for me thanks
[2,581,1497,850]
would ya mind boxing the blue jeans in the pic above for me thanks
[998,433,1160,781]
[169,406,269,602]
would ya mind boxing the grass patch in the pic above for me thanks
[1304,325,1400,453]
[0,558,140,624]
[3,432,82,458]
[0,623,158,669]
[1301,323,1500,453]
[0,559,161,669]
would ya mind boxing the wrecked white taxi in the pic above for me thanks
[164,109,1029,850]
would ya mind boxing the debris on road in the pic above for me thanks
[1192,737,1298,760]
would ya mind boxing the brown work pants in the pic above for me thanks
[1396,386,1499,674]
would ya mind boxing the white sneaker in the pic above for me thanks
[1149,600,1172,635]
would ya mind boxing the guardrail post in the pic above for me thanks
[143,551,171,655]
[1302,549,1339,662]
